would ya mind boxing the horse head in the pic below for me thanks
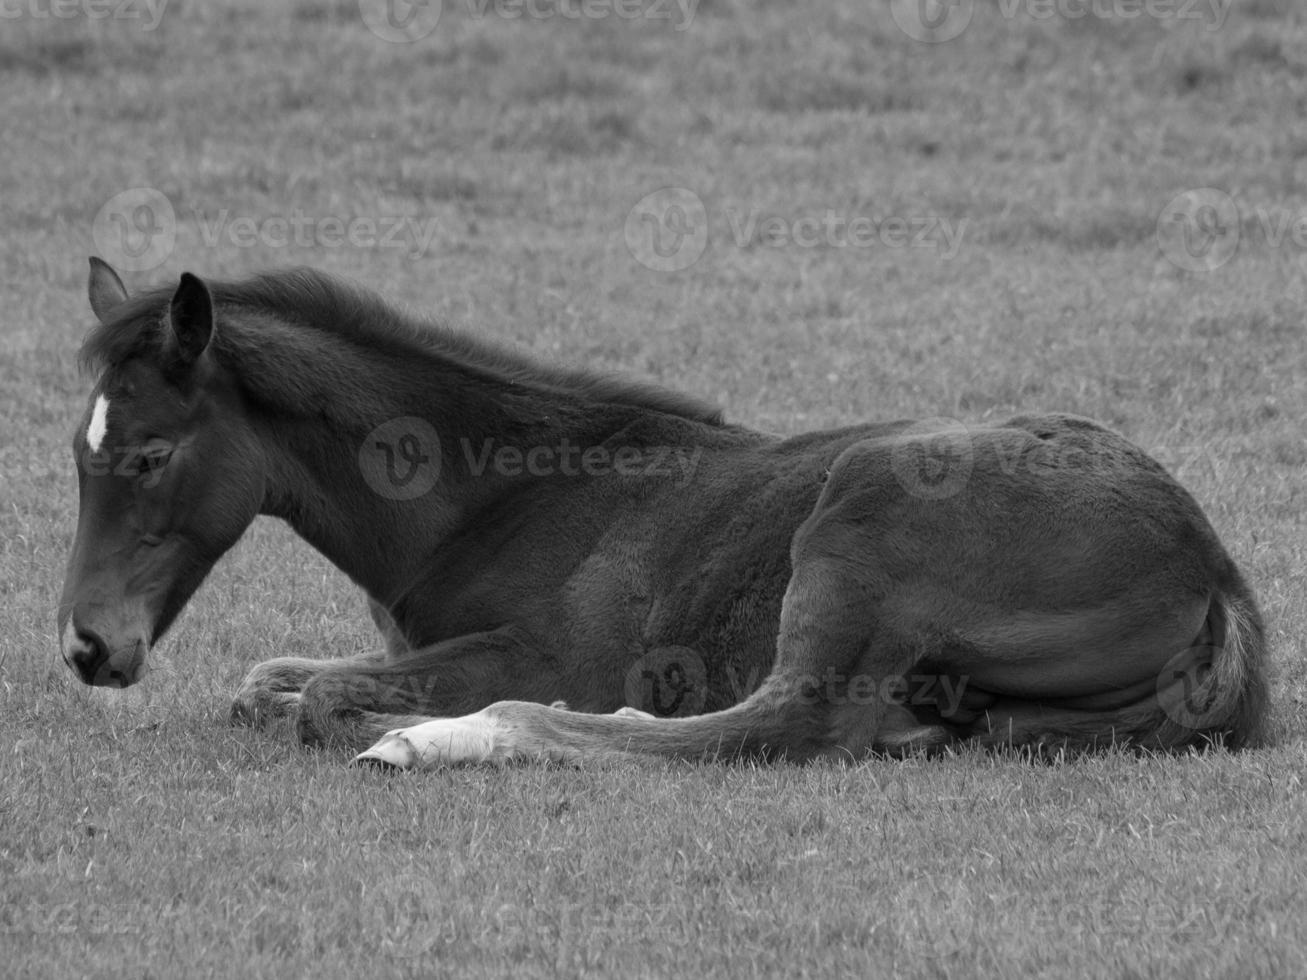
[58,259,264,687]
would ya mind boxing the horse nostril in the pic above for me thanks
[65,627,109,685]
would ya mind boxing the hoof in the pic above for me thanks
[350,754,406,774]
[613,706,655,720]
[353,730,421,770]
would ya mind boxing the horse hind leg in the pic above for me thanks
[963,588,1268,753]
[866,705,959,758]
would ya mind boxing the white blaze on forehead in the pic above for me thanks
[87,394,110,453]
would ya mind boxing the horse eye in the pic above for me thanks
[136,441,174,479]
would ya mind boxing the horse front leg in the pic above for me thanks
[230,652,381,727]
[230,596,405,728]
[294,627,555,753]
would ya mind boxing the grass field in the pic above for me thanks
[2,0,1306,976]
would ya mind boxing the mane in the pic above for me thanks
[79,267,725,427]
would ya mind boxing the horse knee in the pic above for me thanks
[231,657,322,727]
[299,670,381,716]
[230,688,301,728]
[235,656,320,699]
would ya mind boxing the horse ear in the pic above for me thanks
[88,256,128,324]
[167,272,215,366]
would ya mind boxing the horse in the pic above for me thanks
[59,257,1270,770]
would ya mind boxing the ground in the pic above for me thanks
[1,0,1305,977]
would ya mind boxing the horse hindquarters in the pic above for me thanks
[804,416,1270,754]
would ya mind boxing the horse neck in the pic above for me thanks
[251,349,673,608]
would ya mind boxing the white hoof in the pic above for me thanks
[353,730,421,770]
[353,711,503,770]
[613,706,655,720]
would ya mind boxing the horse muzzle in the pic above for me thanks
[60,617,148,687]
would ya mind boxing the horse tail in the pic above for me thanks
[970,582,1270,754]
[1161,584,1269,750]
